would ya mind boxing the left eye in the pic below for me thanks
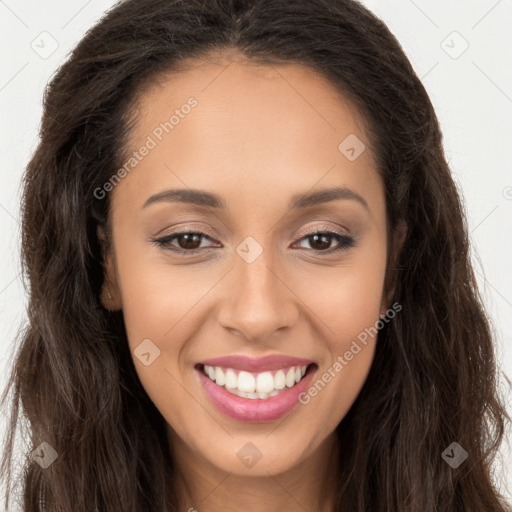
[152,230,355,255]
[293,231,355,253]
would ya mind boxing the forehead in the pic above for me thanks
[129,54,369,147]
[111,54,384,220]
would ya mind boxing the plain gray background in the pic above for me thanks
[1,0,511,505]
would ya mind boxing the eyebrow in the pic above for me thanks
[142,186,369,211]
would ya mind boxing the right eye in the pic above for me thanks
[152,231,220,255]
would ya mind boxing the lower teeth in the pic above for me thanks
[223,386,284,400]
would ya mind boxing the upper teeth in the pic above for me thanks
[203,364,308,399]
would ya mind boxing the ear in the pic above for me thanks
[97,225,122,311]
[380,220,407,316]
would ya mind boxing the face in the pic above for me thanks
[101,53,393,477]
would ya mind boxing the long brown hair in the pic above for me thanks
[1,0,510,510]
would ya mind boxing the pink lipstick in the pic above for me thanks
[195,355,317,423]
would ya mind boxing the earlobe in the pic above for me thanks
[381,220,408,315]
[97,225,122,311]
[100,279,122,311]
[393,220,408,256]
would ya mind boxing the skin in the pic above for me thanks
[99,50,405,512]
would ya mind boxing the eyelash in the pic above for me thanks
[151,228,356,256]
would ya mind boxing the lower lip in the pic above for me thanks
[196,365,317,423]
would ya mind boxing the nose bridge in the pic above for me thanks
[217,237,297,341]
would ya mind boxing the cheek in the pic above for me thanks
[292,248,386,429]
[113,250,198,425]
[113,240,206,349]
[295,245,387,347]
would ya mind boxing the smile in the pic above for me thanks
[202,364,309,400]
[195,355,317,422]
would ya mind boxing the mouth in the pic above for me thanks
[198,362,313,399]
[194,356,318,422]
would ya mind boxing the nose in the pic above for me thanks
[217,248,299,343]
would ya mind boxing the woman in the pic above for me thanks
[1,0,510,510]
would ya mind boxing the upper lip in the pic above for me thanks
[198,355,314,372]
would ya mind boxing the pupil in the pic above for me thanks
[180,234,201,249]
[311,234,330,250]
